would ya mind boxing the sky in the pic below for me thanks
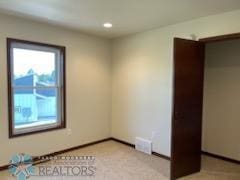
[13,48,55,76]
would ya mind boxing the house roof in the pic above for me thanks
[14,74,55,97]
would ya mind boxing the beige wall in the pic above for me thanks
[1,9,240,165]
[111,10,240,157]
[202,39,240,160]
[0,14,111,166]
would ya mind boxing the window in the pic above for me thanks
[7,38,66,137]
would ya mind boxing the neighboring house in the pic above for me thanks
[14,73,56,125]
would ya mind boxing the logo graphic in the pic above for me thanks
[8,155,96,179]
[9,154,35,180]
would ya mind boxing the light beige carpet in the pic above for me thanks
[0,140,169,180]
[179,155,240,180]
[0,140,239,180]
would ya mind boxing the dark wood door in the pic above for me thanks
[171,38,205,180]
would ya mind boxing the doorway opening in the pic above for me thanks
[171,33,240,180]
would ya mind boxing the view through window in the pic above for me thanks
[7,39,66,137]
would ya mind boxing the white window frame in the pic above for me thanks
[7,38,66,138]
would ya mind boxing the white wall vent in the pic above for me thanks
[135,137,152,155]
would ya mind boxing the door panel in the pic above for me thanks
[171,38,205,179]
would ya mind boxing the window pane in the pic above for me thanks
[13,88,58,130]
[13,48,56,86]
[8,39,65,137]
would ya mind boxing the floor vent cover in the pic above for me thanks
[135,137,152,155]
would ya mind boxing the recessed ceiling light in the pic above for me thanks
[103,23,113,28]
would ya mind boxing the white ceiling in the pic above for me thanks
[0,0,240,39]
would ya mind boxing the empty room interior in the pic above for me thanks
[0,1,240,180]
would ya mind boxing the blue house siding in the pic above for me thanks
[14,74,56,125]
[14,94,38,124]
[37,97,56,118]
[36,88,55,97]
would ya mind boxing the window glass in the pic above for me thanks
[13,48,56,86]
[8,38,65,137]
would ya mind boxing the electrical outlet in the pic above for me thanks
[152,131,161,139]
